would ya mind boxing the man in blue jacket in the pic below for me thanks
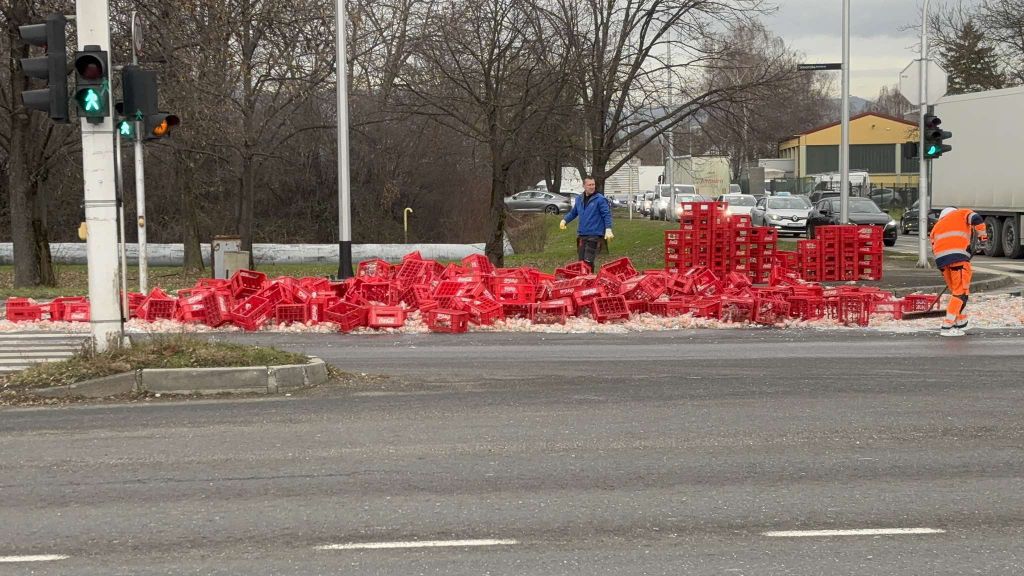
[560,177,614,273]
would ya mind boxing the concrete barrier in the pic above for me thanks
[0,241,514,266]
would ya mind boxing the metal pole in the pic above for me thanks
[917,0,931,268]
[839,0,851,224]
[77,0,122,350]
[130,11,149,292]
[115,122,129,316]
[336,0,354,278]
[666,28,674,218]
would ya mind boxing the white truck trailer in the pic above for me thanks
[931,86,1024,258]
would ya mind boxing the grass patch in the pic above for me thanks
[1,334,307,391]
[506,210,677,271]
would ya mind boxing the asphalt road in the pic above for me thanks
[2,329,1024,575]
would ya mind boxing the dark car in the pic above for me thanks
[900,200,940,234]
[807,197,898,246]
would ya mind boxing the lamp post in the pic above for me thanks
[839,0,851,224]
[336,0,354,278]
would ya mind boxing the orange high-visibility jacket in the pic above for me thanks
[930,208,986,269]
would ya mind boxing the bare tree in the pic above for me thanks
[548,0,793,189]
[870,84,913,119]
[402,0,568,265]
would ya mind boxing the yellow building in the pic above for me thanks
[779,112,919,188]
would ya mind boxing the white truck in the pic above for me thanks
[931,86,1024,259]
[667,155,731,199]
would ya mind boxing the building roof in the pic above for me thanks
[780,112,917,145]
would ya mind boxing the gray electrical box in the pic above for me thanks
[212,236,242,279]
[223,251,250,279]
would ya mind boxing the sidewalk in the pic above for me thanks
[845,258,1020,297]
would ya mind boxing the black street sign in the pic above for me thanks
[797,63,843,71]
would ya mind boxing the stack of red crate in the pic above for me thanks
[817,225,860,281]
[856,226,884,280]
[796,239,821,282]
[748,227,778,284]
[666,201,731,275]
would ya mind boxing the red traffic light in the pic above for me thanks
[75,54,104,80]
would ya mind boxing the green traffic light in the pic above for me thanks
[927,145,939,155]
[118,120,133,138]
[83,88,100,111]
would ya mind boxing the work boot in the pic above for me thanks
[940,327,965,337]
[953,319,969,332]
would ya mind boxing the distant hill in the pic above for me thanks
[830,96,872,117]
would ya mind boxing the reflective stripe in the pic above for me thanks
[934,231,971,241]
[934,248,971,259]
[945,313,957,321]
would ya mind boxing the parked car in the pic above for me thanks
[504,190,571,214]
[901,199,940,234]
[729,183,742,194]
[807,197,899,246]
[718,193,757,216]
[751,195,813,236]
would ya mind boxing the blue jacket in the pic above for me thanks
[563,192,612,237]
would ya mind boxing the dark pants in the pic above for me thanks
[577,236,603,273]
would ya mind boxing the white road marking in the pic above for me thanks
[0,555,69,563]
[763,528,945,538]
[317,539,518,550]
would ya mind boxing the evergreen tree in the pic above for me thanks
[938,19,1005,94]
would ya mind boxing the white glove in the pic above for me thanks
[559,220,567,230]
[604,228,614,241]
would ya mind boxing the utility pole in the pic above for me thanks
[77,0,122,350]
[839,0,851,224]
[917,0,931,268]
[336,0,354,278]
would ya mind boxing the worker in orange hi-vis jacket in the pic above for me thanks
[929,206,988,337]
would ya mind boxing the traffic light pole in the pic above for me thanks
[839,0,850,224]
[76,0,123,350]
[917,0,931,268]
[130,11,149,293]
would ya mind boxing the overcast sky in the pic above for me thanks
[763,0,978,99]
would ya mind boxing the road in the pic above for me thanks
[2,329,1023,575]
[887,232,1024,280]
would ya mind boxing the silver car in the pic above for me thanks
[751,195,813,237]
[504,190,572,214]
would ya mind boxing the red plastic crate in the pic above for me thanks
[787,295,826,321]
[683,267,722,296]
[64,302,91,322]
[424,308,470,333]
[500,303,534,320]
[591,296,630,323]
[461,254,495,275]
[138,288,178,321]
[275,303,309,325]
[555,261,592,278]
[901,293,941,313]
[753,296,790,325]
[367,306,406,329]
[647,300,692,317]
[623,273,668,301]
[357,258,392,279]
[719,295,755,323]
[571,284,606,310]
[682,298,721,319]
[4,298,44,322]
[465,297,503,325]
[229,269,268,298]
[535,300,571,324]
[324,300,367,332]
[493,282,538,304]
[600,257,639,281]
[231,295,273,331]
[48,296,88,321]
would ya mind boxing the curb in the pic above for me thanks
[885,272,1018,298]
[30,357,329,399]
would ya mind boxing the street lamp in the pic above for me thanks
[336,0,353,278]
[403,208,413,244]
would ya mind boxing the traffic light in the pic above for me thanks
[923,110,952,159]
[17,14,68,122]
[122,65,180,140]
[901,141,918,160]
[73,45,109,122]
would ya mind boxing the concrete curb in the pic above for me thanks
[887,272,1018,298]
[30,357,328,399]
